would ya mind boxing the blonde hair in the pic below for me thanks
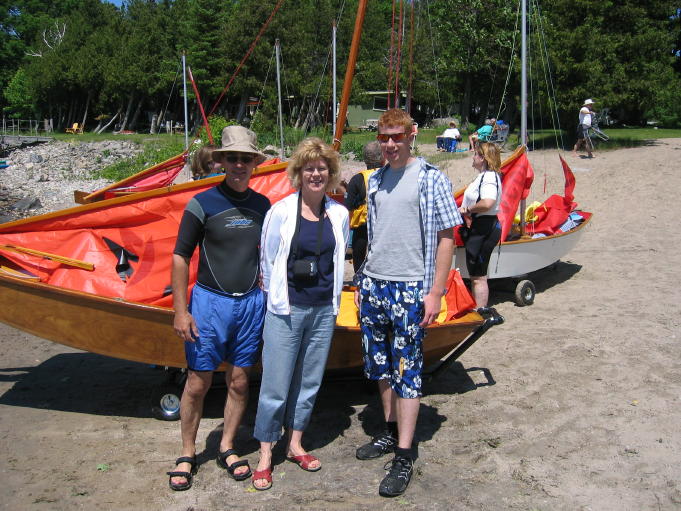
[191,144,218,179]
[378,108,414,134]
[476,142,501,173]
[287,137,340,191]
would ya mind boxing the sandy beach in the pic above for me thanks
[1,139,681,510]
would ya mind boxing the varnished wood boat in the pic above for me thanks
[0,269,486,376]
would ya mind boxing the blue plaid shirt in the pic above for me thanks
[364,157,462,294]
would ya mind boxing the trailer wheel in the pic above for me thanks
[514,280,535,306]
[151,384,182,421]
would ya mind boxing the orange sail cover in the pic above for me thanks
[0,163,294,308]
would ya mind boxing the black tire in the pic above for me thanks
[151,384,183,421]
[514,279,536,306]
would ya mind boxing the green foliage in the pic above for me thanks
[2,0,680,129]
[3,68,36,118]
[93,137,184,181]
[196,116,237,146]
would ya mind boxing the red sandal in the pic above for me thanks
[286,453,321,472]
[252,465,273,491]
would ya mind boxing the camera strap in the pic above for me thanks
[290,193,326,261]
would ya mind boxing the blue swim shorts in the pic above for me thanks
[185,284,265,371]
[359,276,425,398]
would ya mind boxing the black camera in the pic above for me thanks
[292,259,318,281]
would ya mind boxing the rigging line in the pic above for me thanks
[407,0,414,113]
[159,61,181,131]
[252,45,275,127]
[394,0,404,107]
[208,0,285,117]
[424,0,443,117]
[388,0,396,106]
[303,40,333,137]
[495,0,521,122]
[528,10,535,153]
[534,0,564,151]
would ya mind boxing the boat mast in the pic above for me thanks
[519,0,527,236]
[182,52,189,150]
[333,0,368,151]
[275,39,285,159]
[332,21,337,130]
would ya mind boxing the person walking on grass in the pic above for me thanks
[354,108,462,497]
[167,126,270,491]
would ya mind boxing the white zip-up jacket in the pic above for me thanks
[260,192,349,315]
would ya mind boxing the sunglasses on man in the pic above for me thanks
[222,154,255,164]
[376,132,409,143]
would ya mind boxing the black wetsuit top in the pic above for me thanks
[174,180,271,295]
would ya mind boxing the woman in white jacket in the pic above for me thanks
[252,138,349,491]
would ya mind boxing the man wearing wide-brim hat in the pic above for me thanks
[573,98,597,158]
[168,125,271,491]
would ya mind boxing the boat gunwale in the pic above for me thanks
[0,161,289,233]
[0,270,484,331]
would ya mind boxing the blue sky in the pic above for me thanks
[104,0,124,6]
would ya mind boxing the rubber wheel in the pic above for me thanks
[151,384,182,421]
[514,279,536,306]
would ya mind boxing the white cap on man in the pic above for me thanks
[584,99,595,106]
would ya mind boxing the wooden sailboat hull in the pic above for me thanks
[454,215,591,279]
[0,271,484,376]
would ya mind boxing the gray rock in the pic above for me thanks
[11,196,42,211]
[28,153,43,163]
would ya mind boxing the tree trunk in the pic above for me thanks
[294,96,308,129]
[129,99,143,131]
[96,109,121,134]
[80,91,92,131]
[461,70,472,129]
[236,93,248,123]
[118,94,135,133]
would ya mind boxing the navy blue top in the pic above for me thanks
[287,216,335,306]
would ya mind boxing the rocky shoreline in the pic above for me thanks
[0,140,369,225]
[0,140,143,223]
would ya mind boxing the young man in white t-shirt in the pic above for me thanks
[573,99,596,158]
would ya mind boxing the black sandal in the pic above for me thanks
[167,456,197,491]
[217,448,252,481]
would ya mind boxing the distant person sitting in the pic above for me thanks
[345,141,383,272]
[436,122,462,151]
[468,119,494,150]
[190,145,222,180]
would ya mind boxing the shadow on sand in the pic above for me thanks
[487,260,582,307]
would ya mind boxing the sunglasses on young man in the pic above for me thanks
[376,132,409,143]
[223,154,255,164]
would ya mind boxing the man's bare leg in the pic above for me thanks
[218,364,251,477]
[171,370,212,486]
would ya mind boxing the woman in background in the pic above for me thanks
[458,142,503,308]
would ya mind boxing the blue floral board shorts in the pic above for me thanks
[359,275,425,398]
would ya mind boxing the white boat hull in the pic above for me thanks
[454,216,591,279]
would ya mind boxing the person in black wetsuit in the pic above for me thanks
[167,126,270,491]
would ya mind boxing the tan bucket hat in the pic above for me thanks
[212,125,267,165]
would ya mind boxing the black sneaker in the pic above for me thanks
[355,431,397,460]
[379,455,413,497]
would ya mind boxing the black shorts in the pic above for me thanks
[576,124,589,140]
[464,215,501,277]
